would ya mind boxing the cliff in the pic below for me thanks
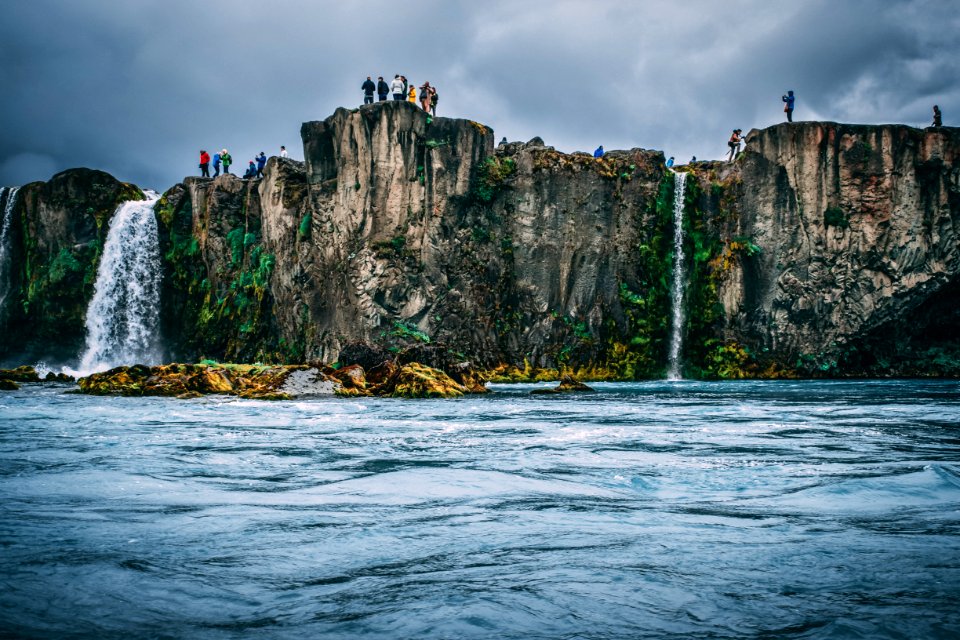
[689,122,960,376]
[1,102,958,378]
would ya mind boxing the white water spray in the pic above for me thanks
[666,171,687,380]
[0,186,20,312]
[68,193,163,376]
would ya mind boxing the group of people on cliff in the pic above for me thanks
[362,76,438,115]
[198,146,289,179]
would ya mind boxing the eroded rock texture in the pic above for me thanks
[704,122,960,374]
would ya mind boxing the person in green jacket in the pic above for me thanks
[221,149,233,174]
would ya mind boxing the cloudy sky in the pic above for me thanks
[1,0,956,191]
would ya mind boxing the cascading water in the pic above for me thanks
[69,192,163,376]
[666,170,687,380]
[0,186,20,312]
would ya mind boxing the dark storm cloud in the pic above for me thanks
[1,0,956,190]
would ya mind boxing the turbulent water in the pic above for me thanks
[0,186,20,312]
[667,171,687,380]
[1,380,959,639]
[71,193,163,376]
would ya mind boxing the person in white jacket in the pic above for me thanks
[390,75,405,101]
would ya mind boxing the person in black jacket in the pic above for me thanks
[933,105,943,127]
[361,76,376,104]
[377,76,389,102]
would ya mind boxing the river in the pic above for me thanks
[1,380,959,638]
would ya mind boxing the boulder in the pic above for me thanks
[386,363,466,398]
[530,375,595,395]
[337,342,393,371]
[0,366,41,382]
[0,379,19,391]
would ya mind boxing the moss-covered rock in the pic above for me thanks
[0,366,41,382]
[0,379,20,391]
[530,375,595,394]
[385,363,466,398]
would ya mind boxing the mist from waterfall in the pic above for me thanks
[0,186,20,313]
[666,170,687,380]
[67,192,163,376]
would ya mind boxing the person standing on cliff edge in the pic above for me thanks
[727,129,742,162]
[782,90,795,122]
[391,75,404,101]
[933,105,943,127]
[377,76,389,102]
[280,145,289,158]
[199,150,210,177]
[362,76,375,104]
[594,145,604,159]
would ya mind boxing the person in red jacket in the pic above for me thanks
[199,150,210,177]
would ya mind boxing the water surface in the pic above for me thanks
[1,380,959,638]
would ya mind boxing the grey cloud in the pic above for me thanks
[0,0,955,191]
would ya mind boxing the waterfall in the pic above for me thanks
[70,192,163,376]
[0,186,20,312]
[666,170,687,380]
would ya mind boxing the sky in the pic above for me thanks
[1,0,957,191]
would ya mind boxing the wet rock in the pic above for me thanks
[0,366,41,382]
[366,360,398,386]
[0,379,19,391]
[385,363,466,398]
[530,375,595,394]
[331,364,369,396]
[43,372,75,383]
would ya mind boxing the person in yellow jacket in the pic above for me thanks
[408,86,417,103]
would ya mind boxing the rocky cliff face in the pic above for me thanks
[0,170,143,363]
[3,104,958,377]
[695,122,960,375]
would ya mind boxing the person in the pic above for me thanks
[690,156,697,163]
[244,160,256,179]
[401,75,408,96]
[377,76,389,102]
[362,76,376,104]
[933,105,943,127]
[212,151,221,177]
[429,86,438,116]
[408,85,417,103]
[499,136,508,146]
[199,149,210,177]
[782,90,795,122]
[391,75,405,101]
[727,129,742,162]
[419,81,432,111]
[280,145,289,158]
[221,149,233,174]
[594,145,604,159]
[666,156,675,168]
[256,152,267,178]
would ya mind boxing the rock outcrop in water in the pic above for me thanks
[1,103,958,378]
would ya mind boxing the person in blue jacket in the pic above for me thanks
[666,157,675,168]
[594,145,604,158]
[782,90,795,122]
[212,151,221,177]
[256,152,267,178]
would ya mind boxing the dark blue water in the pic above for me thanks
[2,380,959,639]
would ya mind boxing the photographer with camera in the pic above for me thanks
[782,90,795,122]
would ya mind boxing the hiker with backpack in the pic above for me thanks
[221,149,233,174]
[727,129,742,162]
[419,81,432,111]
[782,90,795,122]
[212,150,221,177]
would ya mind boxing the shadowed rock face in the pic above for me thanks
[712,122,960,373]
